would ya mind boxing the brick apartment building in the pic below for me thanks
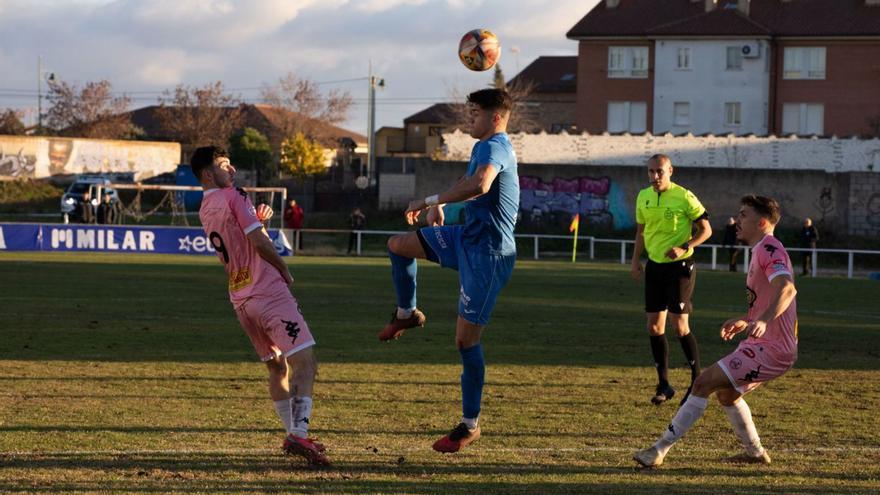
[567,0,880,137]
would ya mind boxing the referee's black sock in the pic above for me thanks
[678,332,701,381]
[649,335,669,386]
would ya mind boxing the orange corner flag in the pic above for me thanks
[569,214,580,233]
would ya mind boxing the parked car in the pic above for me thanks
[60,176,118,220]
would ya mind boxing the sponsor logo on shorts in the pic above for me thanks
[459,286,471,307]
[742,365,762,382]
[742,348,756,359]
[282,319,300,342]
[729,358,742,370]
[433,227,448,249]
[228,267,252,291]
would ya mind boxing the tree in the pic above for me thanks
[45,79,134,139]
[260,73,353,144]
[0,109,26,135]
[279,132,326,180]
[155,81,243,160]
[229,127,273,183]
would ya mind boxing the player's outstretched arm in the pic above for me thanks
[246,229,293,286]
[405,164,498,225]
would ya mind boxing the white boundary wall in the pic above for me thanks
[442,130,880,172]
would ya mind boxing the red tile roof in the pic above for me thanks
[568,0,880,38]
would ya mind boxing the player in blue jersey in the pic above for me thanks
[378,88,519,453]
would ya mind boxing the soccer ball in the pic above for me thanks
[458,29,500,72]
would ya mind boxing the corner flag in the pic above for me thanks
[569,214,580,262]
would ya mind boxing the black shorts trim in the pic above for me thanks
[645,258,697,314]
[415,229,440,264]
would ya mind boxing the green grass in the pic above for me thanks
[0,252,878,494]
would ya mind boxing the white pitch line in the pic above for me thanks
[1,446,878,456]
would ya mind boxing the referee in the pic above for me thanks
[630,154,712,406]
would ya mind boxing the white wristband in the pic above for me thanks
[425,194,440,207]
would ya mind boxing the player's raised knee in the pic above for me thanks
[387,235,402,254]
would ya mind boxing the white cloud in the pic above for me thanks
[0,0,600,130]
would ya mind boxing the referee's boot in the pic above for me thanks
[651,382,676,405]
[378,308,426,341]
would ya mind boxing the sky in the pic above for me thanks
[0,0,600,136]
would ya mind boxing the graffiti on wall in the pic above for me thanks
[0,136,179,180]
[0,146,36,177]
[520,176,634,230]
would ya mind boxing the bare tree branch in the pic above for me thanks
[46,79,134,139]
[260,72,353,144]
[155,81,243,159]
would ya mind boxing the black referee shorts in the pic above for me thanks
[645,258,696,314]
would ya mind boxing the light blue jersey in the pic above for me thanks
[462,133,519,256]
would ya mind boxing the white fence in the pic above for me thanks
[287,229,880,280]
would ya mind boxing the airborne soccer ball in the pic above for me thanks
[458,29,500,72]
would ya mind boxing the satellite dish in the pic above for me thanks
[355,176,369,189]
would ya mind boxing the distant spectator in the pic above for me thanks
[799,217,819,275]
[348,207,366,255]
[722,217,739,272]
[284,198,304,251]
[96,192,117,225]
[79,191,96,224]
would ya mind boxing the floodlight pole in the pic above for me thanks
[37,56,42,132]
[368,64,376,183]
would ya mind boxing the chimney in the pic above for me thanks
[737,0,750,14]
[606,0,620,8]
[705,0,717,12]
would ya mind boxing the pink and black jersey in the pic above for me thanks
[745,234,798,356]
[199,187,286,307]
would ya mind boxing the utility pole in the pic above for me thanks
[37,55,42,132]
[366,62,384,185]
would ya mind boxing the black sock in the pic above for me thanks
[678,332,701,381]
[649,335,669,386]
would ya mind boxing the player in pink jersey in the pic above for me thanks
[634,195,798,468]
[191,146,329,467]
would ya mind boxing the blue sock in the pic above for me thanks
[460,344,485,421]
[389,249,417,310]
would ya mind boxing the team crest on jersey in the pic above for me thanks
[746,286,757,308]
[235,187,248,198]
[664,209,674,220]
[764,244,778,255]
[229,267,253,291]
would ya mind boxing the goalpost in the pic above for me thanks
[92,183,288,229]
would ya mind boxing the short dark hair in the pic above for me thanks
[190,146,228,182]
[648,154,672,168]
[741,194,781,225]
[467,88,513,115]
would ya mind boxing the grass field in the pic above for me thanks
[1,252,879,494]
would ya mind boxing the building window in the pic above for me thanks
[724,102,742,126]
[673,102,690,126]
[676,47,691,70]
[607,101,647,133]
[608,46,649,78]
[782,103,824,135]
[428,126,444,136]
[726,46,743,70]
[783,47,826,79]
